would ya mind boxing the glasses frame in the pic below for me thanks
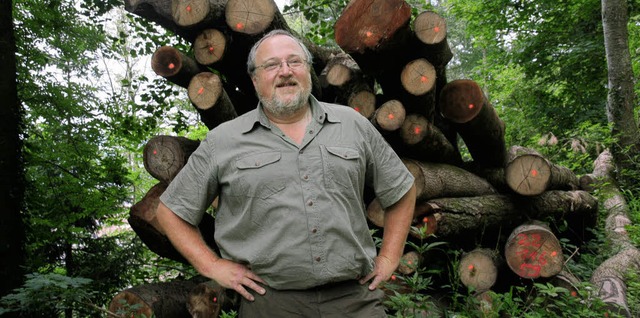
[254,57,308,74]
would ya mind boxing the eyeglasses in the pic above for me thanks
[255,57,307,73]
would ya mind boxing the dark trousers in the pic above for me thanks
[239,280,386,318]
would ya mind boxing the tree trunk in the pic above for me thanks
[0,0,26,306]
[588,150,640,317]
[601,0,640,177]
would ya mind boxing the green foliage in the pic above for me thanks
[0,273,95,316]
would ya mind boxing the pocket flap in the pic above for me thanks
[236,152,282,169]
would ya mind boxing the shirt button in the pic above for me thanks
[307,200,313,206]
[312,228,317,233]
[302,174,309,180]
[299,150,303,154]
[315,256,321,262]
[309,130,314,134]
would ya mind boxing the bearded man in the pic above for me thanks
[157,29,416,317]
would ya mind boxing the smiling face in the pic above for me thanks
[251,34,312,118]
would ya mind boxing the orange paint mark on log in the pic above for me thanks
[468,103,475,109]
[408,260,412,265]
[531,169,538,177]
[420,76,427,83]
[551,251,557,257]
[468,264,474,271]
[423,217,428,223]
[391,275,397,280]
[434,26,440,33]
[236,23,245,30]
[414,127,422,135]
[388,113,395,120]
[209,46,215,53]
[213,297,217,302]
[571,291,577,297]
[168,63,175,70]
[153,149,157,155]
[197,87,204,95]
[366,31,373,37]
[186,5,191,12]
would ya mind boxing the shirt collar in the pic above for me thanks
[240,95,341,134]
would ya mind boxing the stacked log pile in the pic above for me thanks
[110,0,626,316]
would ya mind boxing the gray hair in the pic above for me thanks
[246,29,313,75]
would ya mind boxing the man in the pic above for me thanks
[157,29,416,317]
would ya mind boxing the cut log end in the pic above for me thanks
[188,72,224,110]
[504,222,564,279]
[194,29,227,65]
[398,251,421,275]
[414,11,447,45]
[334,0,412,53]
[400,114,429,145]
[172,0,210,27]
[439,79,485,123]
[151,46,183,77]
[348,90,376,118]
[458,248,500,292]
[505,154,552,196]
[401,58,436,96]
[326,64,352,86]
[375,99,406,131]
[225,0,276,35]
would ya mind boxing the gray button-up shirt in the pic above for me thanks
[160,96,414,290]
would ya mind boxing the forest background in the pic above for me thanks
[1,0,639,317]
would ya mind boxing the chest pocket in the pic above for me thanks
[322,146,362,190]
[231,152,286,199]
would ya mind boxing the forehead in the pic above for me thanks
[256,35,304,61]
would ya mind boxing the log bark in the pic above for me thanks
[143,135,200,183]
[458,248,501,292]
[124,0,198,41]
[188,72,238,129]
[411,190,598,240]
[505,145,579,196]
[128,182,219,263]
[439,79,507,168]
[402,159,496,202]
[504,221,564,279]
[109,279,204,317]
[151,46,203,88]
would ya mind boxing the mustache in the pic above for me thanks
[275,78,298,87]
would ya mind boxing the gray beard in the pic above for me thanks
[260,85,312,118]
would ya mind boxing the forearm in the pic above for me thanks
[379,184,416,265]
[156,202,220,276]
